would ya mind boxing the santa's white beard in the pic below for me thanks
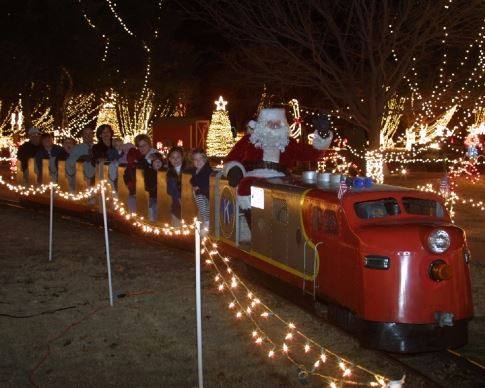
[250,122,290,152]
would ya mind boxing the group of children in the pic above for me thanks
[159,144,213,231]
[123,135,213,230]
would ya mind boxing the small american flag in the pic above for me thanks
[439,175,450,198]
[338,176,348,200]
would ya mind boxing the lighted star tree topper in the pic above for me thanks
[206,96,234,157]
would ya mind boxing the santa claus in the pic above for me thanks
[223,107,333,210]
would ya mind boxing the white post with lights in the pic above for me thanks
[48,183,54,261]
[100,181,114,306]
[195,220,204,388]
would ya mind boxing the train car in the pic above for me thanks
[10,159,474,353]
[211,173,473,353]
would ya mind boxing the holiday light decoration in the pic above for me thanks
[117,89,156,143]
[105,0,135,38]
[201,236,395,387]
[0,134,18,175]
[10,109,23,132]
[418,183,485,215]
[58,93,101,139]
[318,152,360,175]
[365,150,385,184]
[78,0,111,62]
[294,17,484,180]
[206,96,235,157]
[396,18,484,126]
[448,157,481,185]
[469,107,485,136]
[0,101,15,135]
[96,91,121,137]
[78,0,164,137]
[413,105,458,145]
[463,107,485,159]
[31,102,54,133]
[256,84,270,115]
[380,97,405,149]
[288,99,302,140]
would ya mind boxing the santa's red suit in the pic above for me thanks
[223,134,326,206]
[222,107,332,209]
[226,134,324,174]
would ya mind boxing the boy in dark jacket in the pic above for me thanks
[17,127,41,183]
[35,133,68,182]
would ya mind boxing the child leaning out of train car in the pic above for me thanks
[124,135,162,220]
[190,148,213,235]
[166,146,186,226]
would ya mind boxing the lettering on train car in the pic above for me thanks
[219,186,235,238]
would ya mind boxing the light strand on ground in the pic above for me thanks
[202,236,394,387]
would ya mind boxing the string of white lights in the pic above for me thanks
[105,0,135,37]
[78,0,112,62]
[202,237,393,387]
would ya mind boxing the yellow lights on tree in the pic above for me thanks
[117,89,157,143]
[206,96,235,157]
[380,97,405,149]
[366,150,385,184]
[469,107,485,136]
[97,91,121,137]
[288,99,302,139]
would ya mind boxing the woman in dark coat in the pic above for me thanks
[92,124,114,163]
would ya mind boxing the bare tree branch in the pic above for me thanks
[183,0,483,148]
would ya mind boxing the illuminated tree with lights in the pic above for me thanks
[192,0,482,181]
[206,96,235,157]
[96,91,120,137]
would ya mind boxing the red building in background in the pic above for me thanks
[151,117,210,150]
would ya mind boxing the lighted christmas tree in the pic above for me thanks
[206,96,234,157]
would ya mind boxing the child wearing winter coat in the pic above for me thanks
[166,146,185,226]
[189,148,213,233]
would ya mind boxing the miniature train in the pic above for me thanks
[12,159,474,353]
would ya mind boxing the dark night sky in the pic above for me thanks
[0,0,261,125]
[0,0,482,134]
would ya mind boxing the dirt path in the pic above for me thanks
[0,203,428,387]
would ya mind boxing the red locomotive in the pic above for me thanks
[212,173,473,353]
[11,160,474,353]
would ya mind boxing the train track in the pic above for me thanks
[1,197,484,387]
[384,348,484,388]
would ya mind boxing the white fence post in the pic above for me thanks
[195,220,204,388]
[100,181,114,306]
[49,183,54,261]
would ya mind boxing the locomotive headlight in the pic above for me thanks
[427,229,450,254]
